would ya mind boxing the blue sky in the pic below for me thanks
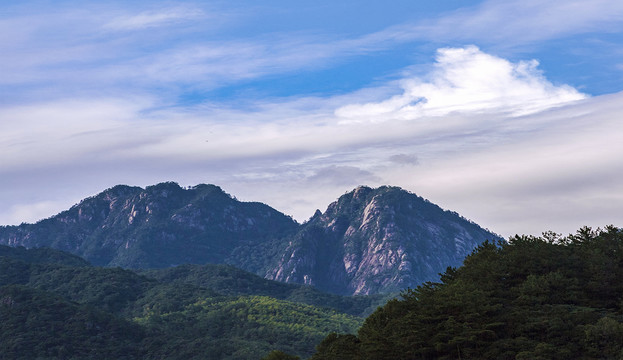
[2,0,623,237]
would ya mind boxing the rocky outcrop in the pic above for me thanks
[266,186,500,295]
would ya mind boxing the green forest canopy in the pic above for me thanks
[0,246,365,360]
[4,225,623,359]
[311,226,623,360]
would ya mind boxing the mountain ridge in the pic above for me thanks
[0,182,501,295]
[0,182,298,272]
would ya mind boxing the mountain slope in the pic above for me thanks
[136,295,362,359]
[0,244,90,267]
[0,285,145,360]
[267,186,500,295]
[0,182,298,271]
[0,246,364,360]
[141,263,388,317]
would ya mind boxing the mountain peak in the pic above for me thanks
[144,181,184,196]
[268,185,500,295]
[0,183,299,270]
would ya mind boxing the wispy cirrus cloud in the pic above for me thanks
[103,7,205,30]
[397,0,623,46]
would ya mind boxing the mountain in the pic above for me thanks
[267,186,500,294]
[0,182,500,295]
[0,182,298,271]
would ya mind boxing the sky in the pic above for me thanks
[2,0,623,238]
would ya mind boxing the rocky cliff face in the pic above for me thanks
[266,186,500,295]
[0,183,500,295]
[0,182,298,271]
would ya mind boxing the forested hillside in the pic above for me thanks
[0,245,371,359]
[0,285,145,360]
[5,225,623,359]
[141,264,388,317]
[310,226,623,360]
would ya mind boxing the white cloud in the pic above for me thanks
[389,154,419,166]
[0,42,621,238]
[306,165,380,187]
[411,0,623,45]
[3,0,621,106]
[6,201,65,225]
[335,46,586,122]
[0,98,153,170]
[104,7,205,30]
[386,92,623,237]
